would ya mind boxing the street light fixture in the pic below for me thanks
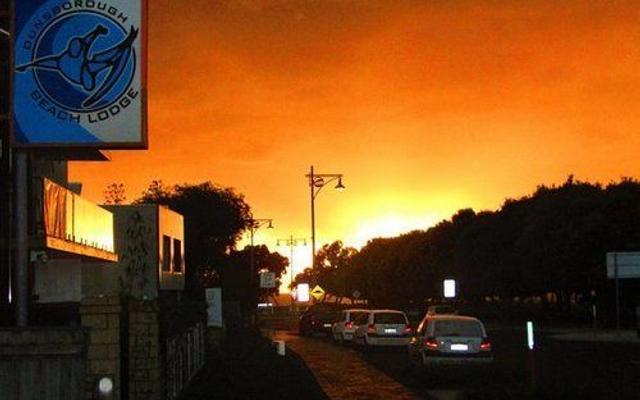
[248,218,274,280]
[306,165,345,270]
[246,218,273,325]
[277,235,307,308]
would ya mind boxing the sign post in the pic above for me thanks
[259,272,276,289]
[205,288,223,328]
[9,0,148,328]
[606,252,640,332]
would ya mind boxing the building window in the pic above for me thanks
[173,239,182,273]
[162,235,171,272]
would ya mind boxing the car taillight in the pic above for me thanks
[367,324,376,334]
[424,337,439,350]
[404,326,412,334]
[480,338,492,351]
[345,321,353,329]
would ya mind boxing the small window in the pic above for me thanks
[173,238,182,273]
[162,235,171,272]
[374,313,407,325]
[434,320,483,337]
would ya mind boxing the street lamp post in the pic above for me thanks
[247,218,273,326]
[248,218,274,283]
[306,165,345,270]
[1,25,27,327]
[277,235,307,309]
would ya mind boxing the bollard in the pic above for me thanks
[526,321,536,387]
[274,340,286,356]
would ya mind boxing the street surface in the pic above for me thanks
[261,318,640,400]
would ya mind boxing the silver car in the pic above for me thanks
[353,309,412,348]
[408,315,493,366]
[331,308,369,344]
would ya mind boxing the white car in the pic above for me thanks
[408,315,493,366]
[331,308,369,344]
[353,309,412,348]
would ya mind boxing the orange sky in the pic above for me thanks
[70,0,640,288]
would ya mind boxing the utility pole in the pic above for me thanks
[1,15,28,327]
[306,165,345,271]
[277,235,307,309]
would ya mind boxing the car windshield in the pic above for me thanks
[434,320,483,337]
[374,313,407,324]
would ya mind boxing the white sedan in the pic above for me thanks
[353,309,412,348]
[331,308,369,344]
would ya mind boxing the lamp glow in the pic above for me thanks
[297,283,310,302]
[443,279,456,298]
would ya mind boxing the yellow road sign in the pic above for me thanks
[310,285,325,300]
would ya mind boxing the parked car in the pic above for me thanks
[408,315,493,366]
[331,308,369,344]
[353,309,412,348]
[299,303,342,337]
[425,304,458,316]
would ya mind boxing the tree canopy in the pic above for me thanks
[136,180,252,296]
[294,177,640,312]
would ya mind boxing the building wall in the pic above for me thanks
[0,4,10,310]
[94,205,159,300]
[158,205,185,291]
[34,259,82,303]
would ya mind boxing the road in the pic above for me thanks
[262,320,640,400]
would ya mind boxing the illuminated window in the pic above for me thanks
[162,235,171,272]
[173,239,182,273]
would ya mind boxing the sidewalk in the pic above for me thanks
[268,330,427,400]
[178,330,328,400]
[549,329,640,344]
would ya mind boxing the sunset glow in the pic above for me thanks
[69,0,640,292]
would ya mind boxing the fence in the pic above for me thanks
[0,328,86,400]
[165,322,206,400]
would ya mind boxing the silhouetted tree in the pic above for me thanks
[136,181,252,298]
[224,245,289,312]
[104,182,126,204]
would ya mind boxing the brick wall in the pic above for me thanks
[129,300,162,400]
[80,296,121,400]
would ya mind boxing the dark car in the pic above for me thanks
[299,303,342,337]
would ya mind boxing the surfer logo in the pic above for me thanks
[16,13,138,113]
